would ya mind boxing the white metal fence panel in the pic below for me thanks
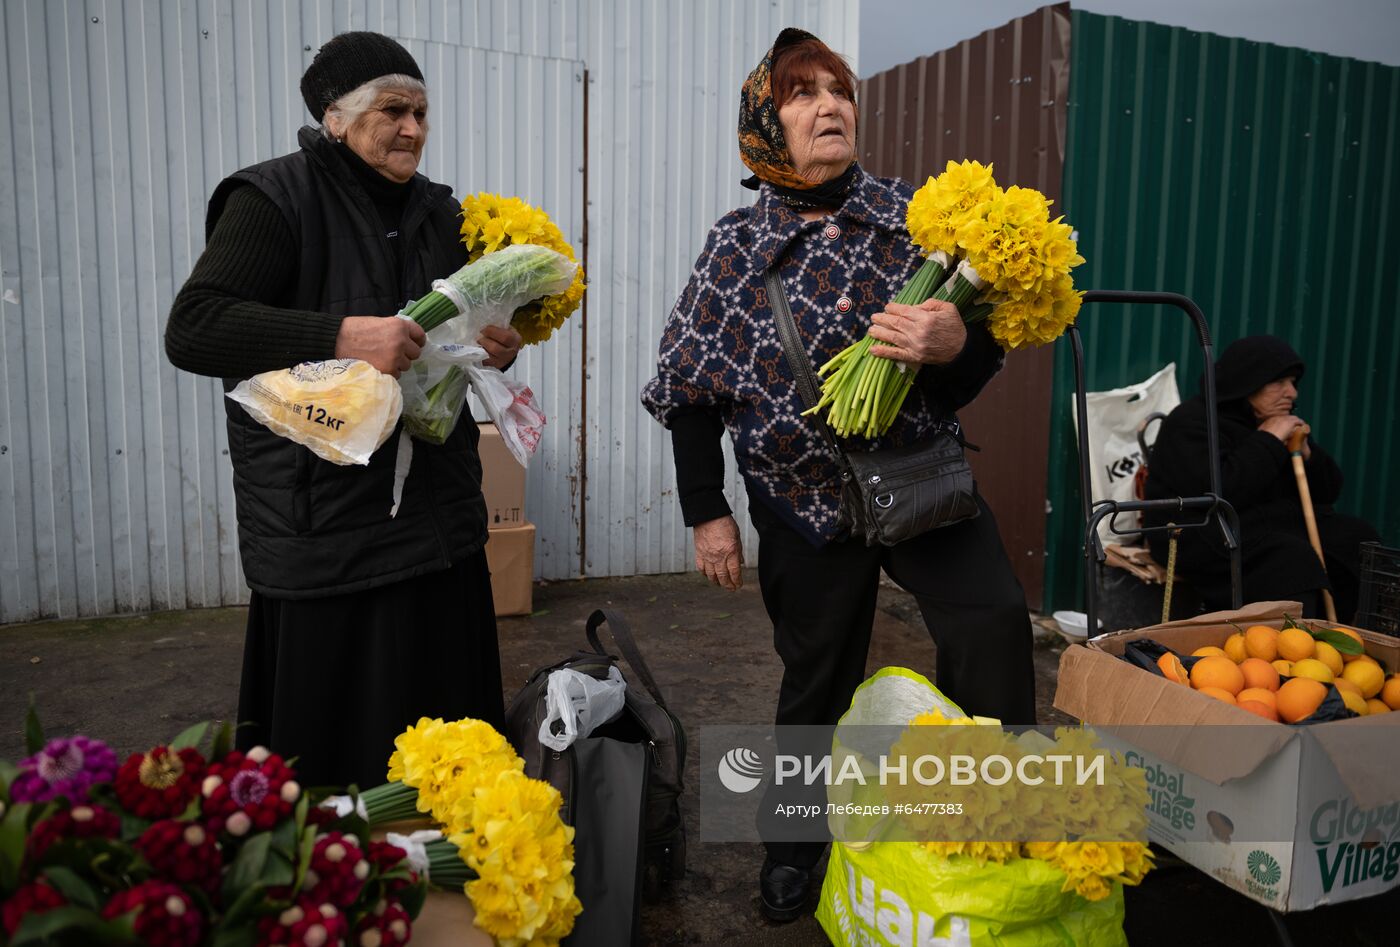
[0,1,584,622]
[0,0,856,622]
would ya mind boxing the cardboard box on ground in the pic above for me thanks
[477,423,525,528]
[1054,601,1400,912]
[479,422,534,617]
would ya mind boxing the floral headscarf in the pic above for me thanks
[738,27,859,198]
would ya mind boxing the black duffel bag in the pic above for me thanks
[505,609,686,942]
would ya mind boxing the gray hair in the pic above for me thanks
[320,74,428,140]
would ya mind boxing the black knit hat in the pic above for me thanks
[300,32,424,122]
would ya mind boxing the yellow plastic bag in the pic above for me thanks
[227,359,401,465]
[817,668,1128,946]
[817,841,1126,947]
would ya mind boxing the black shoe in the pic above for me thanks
[759,858,811,922]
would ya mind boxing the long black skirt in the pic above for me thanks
[235,551,505,789]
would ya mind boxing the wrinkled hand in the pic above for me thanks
[1259,414,1308,456]
[868,298,967,366]
[478,324,524,370]
[335,316,426,377]
[693,515,744,591]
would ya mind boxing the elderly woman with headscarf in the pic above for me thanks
[641,28,1036,920]
[1144,335,1381,621]
[165,32,520,788]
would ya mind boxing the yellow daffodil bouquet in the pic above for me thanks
[885,712,1154,903]
[807,160,1084,439]
[354,717,583,946]
[398,193,586,445]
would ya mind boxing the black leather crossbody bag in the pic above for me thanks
[765,268,980,546]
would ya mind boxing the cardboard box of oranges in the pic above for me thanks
[1054,601,1400,912]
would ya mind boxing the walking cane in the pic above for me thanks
[1287,425,1338,622]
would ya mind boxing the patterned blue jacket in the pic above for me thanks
[641,167,1004,546]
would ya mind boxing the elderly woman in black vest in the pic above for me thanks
[1144,335,1381,621]
[166,33,519,787]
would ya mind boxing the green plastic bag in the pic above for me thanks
[816,668,1128,946]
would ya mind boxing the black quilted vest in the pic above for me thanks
[207,127,488,599]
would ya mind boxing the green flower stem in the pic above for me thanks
[403,368,472,444]
[426,836,478,889]
[402,293,459,332]
[932,262,986,310]
[359,781,425,826]
[812,253,953,439]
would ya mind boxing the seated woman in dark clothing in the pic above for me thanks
[1144,335,1381,622]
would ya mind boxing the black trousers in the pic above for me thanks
[236,551,505,789]
[751,492,1036,868]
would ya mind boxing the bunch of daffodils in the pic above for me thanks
[883,713,1153,903]
[458,193,587,345]
[358,717,582,945]
[809,160,1084,438]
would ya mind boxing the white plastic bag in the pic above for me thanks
[398,244,573,449]
[538,667,627,752]
[1071,362,1180,546]
[226,360,401,466]
[389,336,546,515]
[398,319,546,464]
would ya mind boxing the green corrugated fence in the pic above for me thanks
[1044,11,1400,612]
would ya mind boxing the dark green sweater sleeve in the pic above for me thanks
[165,184,345,378]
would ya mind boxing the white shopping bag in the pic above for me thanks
[1071,362,1180,547]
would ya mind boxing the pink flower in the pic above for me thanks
[9,736,118,803]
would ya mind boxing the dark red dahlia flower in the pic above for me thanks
[1,880,66,938]
[114,745,206,819]
[101,880,203,947]
[302,831,370,908]
[200,746,300,836]
[135,820,223,895]
[26,803,121,863]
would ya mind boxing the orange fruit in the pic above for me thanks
[1340,660,1385,699]
[1239,658,1280,692]
[1193,646,1229,659]
[1238,700,1279,721]
[1197,686,1237,705]
[1237,687,1278,710]
[1338,688,1369,716]
[1271,659,1295,677]
[1350,653,1381,668]
[1314,641,1344,678]
[1244,626,1280,662]
[1366,698,1391,715]
[1277,678,1328,723]
[1292,658,1334,684]
[1223,633,1249,664]
[1157,652,1189,685]
[1333,678,1362,699]
[1277,628,1315,662]
[1381,674,1400,711]
[1191,656,1245,695]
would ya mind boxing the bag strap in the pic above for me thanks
[764,268,856,475]
[586,609,670,708]
[765,268,974,453]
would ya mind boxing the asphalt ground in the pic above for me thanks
[2,571,1395,945]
